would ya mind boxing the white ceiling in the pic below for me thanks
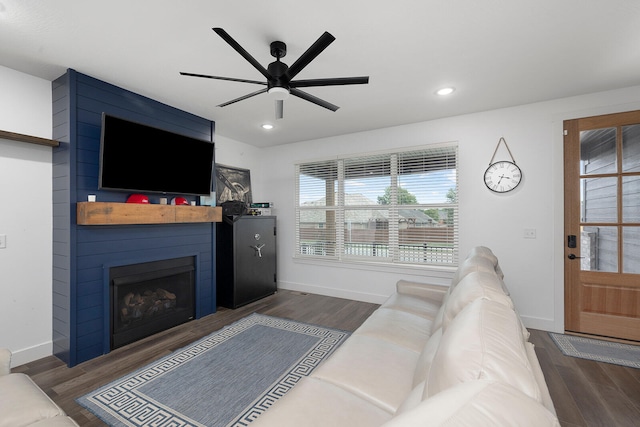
[1,1,639,147]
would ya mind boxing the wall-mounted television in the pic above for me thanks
[99,113,214,196]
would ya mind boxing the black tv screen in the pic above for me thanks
[99,114,214,196]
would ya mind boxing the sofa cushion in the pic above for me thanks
[411,327,442,388]
[441,271,513,331]
[248,376,393,427]
[395,381,425,415]
[311,334,420,413]
[425,299,543,403]
[383,380,559,427]
[354,307,432,353]
[466,246,499,266]
[449,255,499,291]
[0,373,67,427]
[466,246,505,281]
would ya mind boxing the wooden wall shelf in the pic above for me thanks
[0,129,59,147]
[77,202,222,225]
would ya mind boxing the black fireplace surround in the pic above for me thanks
[110,256,196,349]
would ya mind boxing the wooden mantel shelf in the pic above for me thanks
[0,129,59,147]
[77,202,222,225]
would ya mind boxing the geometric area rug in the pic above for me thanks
[549,332,640,369]
[77,313,351,427]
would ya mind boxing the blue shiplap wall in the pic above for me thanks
[52,69,216,366]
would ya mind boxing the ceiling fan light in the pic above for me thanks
[262,123,274,130]
[268,87,290,100]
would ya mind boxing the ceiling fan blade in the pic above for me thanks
[180,72,266,85]
[217,88,268,107]
[276,100,284,120]
[290,76,369,88]
[290,88,339,112]
[285,32,336,81]
[212,28,272,80]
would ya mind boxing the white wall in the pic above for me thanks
[0,66,53,366]
[259,85,640,333]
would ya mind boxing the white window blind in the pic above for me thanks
[296,144,458,266]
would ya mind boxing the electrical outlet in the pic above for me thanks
[524,229,536,239]
[0,234,6,249]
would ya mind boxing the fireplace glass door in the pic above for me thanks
[110,256,196,349]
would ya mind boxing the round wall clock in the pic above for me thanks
[484,160,522,193]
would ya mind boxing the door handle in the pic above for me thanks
[250,244,265,258]
[568,254,583,260]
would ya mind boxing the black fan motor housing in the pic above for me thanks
[270,41,286,59]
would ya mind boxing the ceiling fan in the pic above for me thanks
[180,28,369,119]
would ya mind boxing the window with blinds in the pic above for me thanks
[295,144,458,266]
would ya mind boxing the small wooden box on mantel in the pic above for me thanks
[76,202,222,225]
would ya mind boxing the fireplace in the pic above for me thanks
[110,256,196,349]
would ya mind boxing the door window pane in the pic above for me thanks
[581,226,618,272]
[623,175,640,222]
[623,227,640,273]
[622,125,640,172]
[580,128,617,175]
[581,177,617,222]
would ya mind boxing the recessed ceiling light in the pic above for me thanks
[262,124,274,130]
[436,87,455,96]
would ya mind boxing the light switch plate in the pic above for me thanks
[0,234,6,249]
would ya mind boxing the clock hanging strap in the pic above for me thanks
[489,137,517,165]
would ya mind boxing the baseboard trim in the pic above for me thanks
[278,281,388,305]
[11,342,53,368]
[519,315,558,333]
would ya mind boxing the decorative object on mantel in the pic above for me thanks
[483,136,523,193]
[0,129,59,147]
[171,196,189,205]
[125,194,149,204]
[77,313,350,427]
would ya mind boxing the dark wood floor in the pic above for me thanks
[13,290,640,427]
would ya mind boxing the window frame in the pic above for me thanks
[295,143,459,267]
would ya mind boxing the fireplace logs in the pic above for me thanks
[120,288,177,324]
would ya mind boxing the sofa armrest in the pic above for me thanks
[396,280,448,304]
[0,348,12,376]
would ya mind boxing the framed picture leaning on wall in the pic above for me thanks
[215,164,252,205]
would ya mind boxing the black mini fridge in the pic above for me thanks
[216,215,277,308]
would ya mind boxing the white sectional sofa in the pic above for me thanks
[251,246,559,427]
[0,348,79,427]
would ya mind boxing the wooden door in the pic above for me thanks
[564,110,640,342]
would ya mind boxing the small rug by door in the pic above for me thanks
[549,332,640,369]
[78,314,350,427]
